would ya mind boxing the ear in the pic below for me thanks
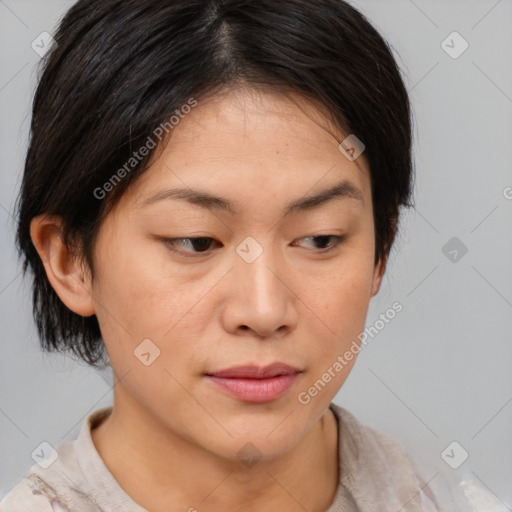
[371,215,396,297]
[370,257,386,297]
[30,214,96,317]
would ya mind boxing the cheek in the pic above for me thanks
[91,244,217,385]
[303,254,375,364]
[320,253,375,321]
[296,262,374,406]
[90,253,201,406]
[92,241,186,335]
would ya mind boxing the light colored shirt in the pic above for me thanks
[0,403,506,511]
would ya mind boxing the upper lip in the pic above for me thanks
[207,363,301,379]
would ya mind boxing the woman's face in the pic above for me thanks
[90,87,384,461]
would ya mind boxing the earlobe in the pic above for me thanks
[30,214,96,317]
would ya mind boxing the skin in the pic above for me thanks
[30,86,388,512]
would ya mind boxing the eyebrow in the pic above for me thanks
[139,179,364,216]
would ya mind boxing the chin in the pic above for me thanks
[219,422,307,463]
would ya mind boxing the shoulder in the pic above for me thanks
[1,407,113,512]
[0,473,64,511]
[329,404,430,510]
[1,441,103,512]
[329,404,509,512]
[329,403,415,471]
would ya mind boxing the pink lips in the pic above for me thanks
[206,363,301,403]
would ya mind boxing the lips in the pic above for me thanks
[205,363,302,403]
[207,363,301,379]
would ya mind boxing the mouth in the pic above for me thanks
[205,363,302,403]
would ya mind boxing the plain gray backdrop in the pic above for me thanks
[1,0,511,506]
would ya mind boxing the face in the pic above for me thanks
[88,87,384,461]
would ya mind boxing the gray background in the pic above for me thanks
[1,0,511,505]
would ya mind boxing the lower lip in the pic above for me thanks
[206,373,299,403]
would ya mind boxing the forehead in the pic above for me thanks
[161,87,359,163]
[123,87,371,213]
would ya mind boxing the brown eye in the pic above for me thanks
[163,237,221,256]
[295,235,345,252]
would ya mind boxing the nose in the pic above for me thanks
[220,240,299,339]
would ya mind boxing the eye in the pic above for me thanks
[162,234,345,258]
[293,235,345,252]
[162,237,221,256]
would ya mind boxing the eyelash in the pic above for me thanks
[162,235,346,257]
